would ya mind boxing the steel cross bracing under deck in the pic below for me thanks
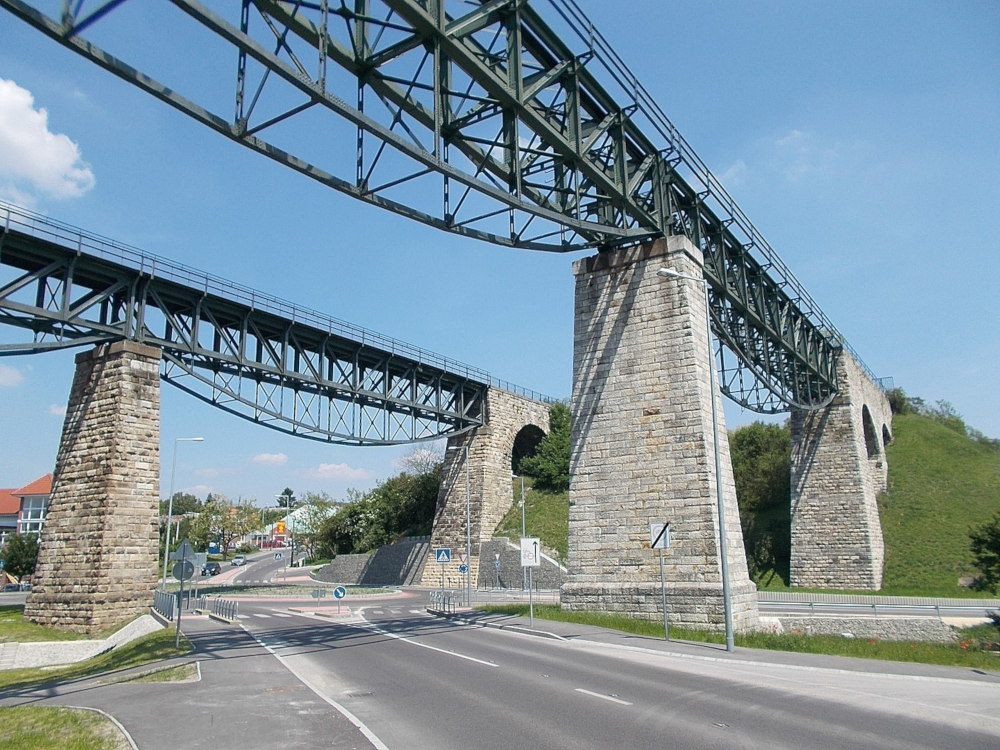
[0,203,545,445]
[1,0,882,412]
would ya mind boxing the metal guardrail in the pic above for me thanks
[196,596,239,621]
[153,589,176,620]
[761,601,997,618]
[757,592,1000,608]
[428,591,458,614]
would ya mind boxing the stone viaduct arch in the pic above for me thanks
[419,389,550,589]
[790,354,892,590]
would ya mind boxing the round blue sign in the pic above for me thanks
[333,586,347,599]
[458,564,468,574]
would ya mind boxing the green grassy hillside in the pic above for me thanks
[491,413,1000,596]
[494,478,568,561]
[879,413,1000,595]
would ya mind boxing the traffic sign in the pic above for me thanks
[311,589,326,599]
[458,564,468,574]
[494,560,501,569]
[520,537,540,567]
[649,522,671,550]
[172,559,195,581]
[274,552,283,560]
[333,586,347,599]
[459,551,468,563]
[434,547,452,563]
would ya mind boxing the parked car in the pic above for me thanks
[202,561,221,576]
[231,555,247,566]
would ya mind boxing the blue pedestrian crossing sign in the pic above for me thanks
[434,547,452,563]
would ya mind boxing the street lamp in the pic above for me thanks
[513,472,527,590]
[656,266,735,652]
[446,444,472,607]
[161,437,204,588]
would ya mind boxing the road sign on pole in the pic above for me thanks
[434,548,452,563]
[649,522,671,550]
[520,537,540,567]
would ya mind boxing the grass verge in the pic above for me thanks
[0,706,130,750]
[0,627,190,693]
[478,604,1000,672]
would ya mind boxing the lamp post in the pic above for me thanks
[513,472,527,590]
[447,444,472,607]
[161,437,204,589]
[656,267,735,652]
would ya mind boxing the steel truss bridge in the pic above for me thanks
[0,202,551,444]
[1,0,881,413]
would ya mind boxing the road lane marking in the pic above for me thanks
[352,615,498,668]
[574,688,633,706]
[242,625,389,750]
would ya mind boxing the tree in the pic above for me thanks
[519,401,571,492]
[276,488,296,507]
[970,512,1000,593]
[0,533,39,580]
[729,421,791,584]
[189,496,259,553]
[159,492,202,516]
[292,492,339,560]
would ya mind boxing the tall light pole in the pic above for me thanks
[447,444,472,607]
[161,437,204,588]
[657,267,735,652]
[276,493,296,567]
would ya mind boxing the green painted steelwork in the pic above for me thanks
[0,0,883,412]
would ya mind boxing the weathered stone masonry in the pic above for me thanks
[24,340,161,634]
[790,352,892,590]
[420,388,550,590]
[562,236,758,631]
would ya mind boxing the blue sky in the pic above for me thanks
[1,1,997,505]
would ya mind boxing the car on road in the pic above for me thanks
[231,555,247,566]
[202,562,221,576]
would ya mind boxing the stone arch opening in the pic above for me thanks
[882,424,892,447]
[862,405,880,459]
[512,424,546,475]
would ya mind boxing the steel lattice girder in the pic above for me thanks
[0,0,880,411]
[0,217,488,445]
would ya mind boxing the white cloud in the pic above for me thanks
[252,452,288,466]
[0,78,96,205]
[0,363,24,387]
[306,463,374,481]
[47,403,66,416]
[718,159,747,187]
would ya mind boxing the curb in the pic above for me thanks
[426,608,567,640]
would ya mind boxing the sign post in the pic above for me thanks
[170,539,196,648]
[649,522,671,641]
[520,537,540,628]
[434,547,451,600]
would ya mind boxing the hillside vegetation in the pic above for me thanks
[880,413,1000,595]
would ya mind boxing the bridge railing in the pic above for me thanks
[543,0,884,392]
[0,201,554,404]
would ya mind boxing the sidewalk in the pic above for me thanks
[0,614,377,750]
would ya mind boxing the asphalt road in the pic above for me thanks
[235,598,1000,750]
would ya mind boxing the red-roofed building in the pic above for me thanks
[12,474,53,536]
[0,487,20,545]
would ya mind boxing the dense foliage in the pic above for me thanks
[0,533,39,580]
[188,496,259,553]
[729,422,791,584]
[969,512,1000,593]
[519,402,571,492]
[317,462,441,557]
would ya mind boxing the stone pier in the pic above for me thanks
[562,236,759,631]
[790,353,892,590]
[420,388,549,591]
[24,340,161,634]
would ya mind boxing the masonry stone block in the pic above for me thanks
[24,341,161,634]
[790,352,892,590]
[563,237,759,632]
[420,389,550,591]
